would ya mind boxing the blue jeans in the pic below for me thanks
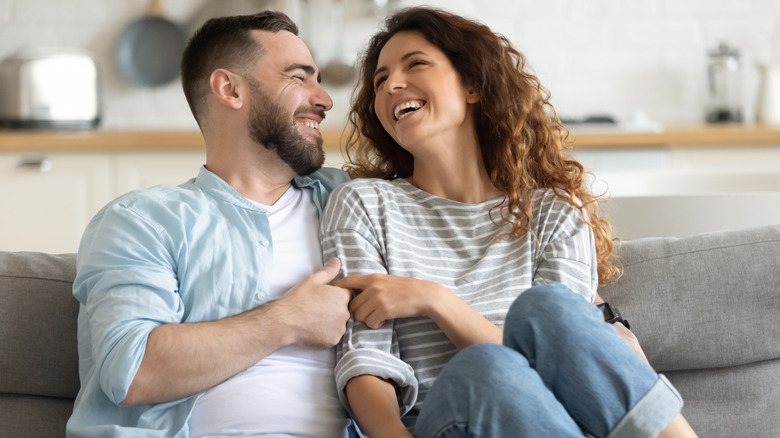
[414,283,683,438]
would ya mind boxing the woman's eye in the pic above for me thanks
[409,60,428,68]
[374,77,387,90]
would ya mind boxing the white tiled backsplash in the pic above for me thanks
[2,0,780,130]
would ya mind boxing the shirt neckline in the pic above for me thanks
[392,178,505,209]
[249,185,300,213]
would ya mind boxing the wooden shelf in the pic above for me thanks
[0,129,346,153]
[568,124,780,150]
[2,124,780,153]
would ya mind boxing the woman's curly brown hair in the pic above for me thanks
[344,7,619,285]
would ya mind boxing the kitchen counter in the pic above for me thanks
[2,124,780,153]
[568,124,780,149]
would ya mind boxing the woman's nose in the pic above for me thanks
[385,72,407,93]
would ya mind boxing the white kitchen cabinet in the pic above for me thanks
[670,146,780,172]
[1,151,207,254]
[0,153,112,253]
[114,151,206,194]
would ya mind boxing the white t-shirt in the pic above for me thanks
[188,186,349,437]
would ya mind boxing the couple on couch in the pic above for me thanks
[67,7,696,438]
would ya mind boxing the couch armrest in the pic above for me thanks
[0,251,79,399]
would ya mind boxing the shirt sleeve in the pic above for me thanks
[531,190,599,302]
[320,183,418,416]
[73,198,183,405]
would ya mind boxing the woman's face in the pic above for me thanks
[372,31,478,153]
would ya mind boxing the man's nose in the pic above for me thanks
[313,82,333,111]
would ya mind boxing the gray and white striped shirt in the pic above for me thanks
[320,178,598,430]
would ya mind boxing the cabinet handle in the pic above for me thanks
[17,157,53,173]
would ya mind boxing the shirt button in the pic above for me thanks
[256,291,267,301]
[259,238,270,247]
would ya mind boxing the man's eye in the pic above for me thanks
[293,75,305,82]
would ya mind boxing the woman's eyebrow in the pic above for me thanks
[373,51,427,79]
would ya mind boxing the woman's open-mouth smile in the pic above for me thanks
[393,100,426,121]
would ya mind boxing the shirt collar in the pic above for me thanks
[292,175,318,189]
[191,166,325,210]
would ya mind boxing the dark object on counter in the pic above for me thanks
[116,0,187,87]
[0,49,100,129]
[706,108,742,124]
[706,42,743,124]
[559,114,617,126]
[321,0,356,86]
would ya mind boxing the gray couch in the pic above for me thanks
[1,225,779,437]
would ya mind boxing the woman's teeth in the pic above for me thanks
[394,101,423,120]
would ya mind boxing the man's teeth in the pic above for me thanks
[394,101,423,120]
[301,120,320,130]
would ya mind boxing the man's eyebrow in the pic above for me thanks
[284,63,321,82]
[373,51,426,79]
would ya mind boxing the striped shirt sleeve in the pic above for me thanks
[320,183,418,416]
[531,190,599,301]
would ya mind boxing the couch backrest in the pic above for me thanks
[2,225,779,437]
[599,225,780,437]
[0,251,79,437]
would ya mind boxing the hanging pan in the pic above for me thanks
[116,0,187,87]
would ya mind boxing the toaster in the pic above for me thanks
[0,49,100,129]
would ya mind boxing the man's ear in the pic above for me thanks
[209,69,243,110]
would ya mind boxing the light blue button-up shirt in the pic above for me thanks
[67,166,349,437]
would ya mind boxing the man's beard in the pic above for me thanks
[246,79,325,176]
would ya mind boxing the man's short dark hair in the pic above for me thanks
[180,11,298,128]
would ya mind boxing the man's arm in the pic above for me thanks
[122,258,350,405]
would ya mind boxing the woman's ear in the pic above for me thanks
[466,88,480,104]
[209,69,243,110]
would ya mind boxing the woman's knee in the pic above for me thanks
[507,284,594,326]
[504,283,601,349]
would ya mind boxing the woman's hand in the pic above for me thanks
[612,322,649,364]
[336,273,503,349]
[594,293,649,363]
[334,274,446,329]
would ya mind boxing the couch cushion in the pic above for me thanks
[0,251,79,399]
[0,393,73,438]
[599,225,780,372]
[664,359,780,437]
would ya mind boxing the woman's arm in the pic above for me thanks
[335,274,502,349]
[346,375,413,438]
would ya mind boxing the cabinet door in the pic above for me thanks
[0,153,112,253]
[114,151,206,194]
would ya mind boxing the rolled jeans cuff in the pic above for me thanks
[607,374,683,438]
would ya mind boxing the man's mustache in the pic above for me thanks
[294,106,326,121]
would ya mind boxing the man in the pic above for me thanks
[67,12,353,437]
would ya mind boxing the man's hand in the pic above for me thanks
[123,258,350,405]
[277,257,351,348]
[612,322,649,364]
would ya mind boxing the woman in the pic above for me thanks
[320,7,696,438]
